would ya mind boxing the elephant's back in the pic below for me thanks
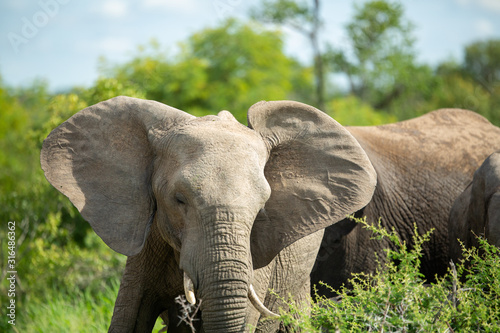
[347,108,500,179]
[346,109,500,278]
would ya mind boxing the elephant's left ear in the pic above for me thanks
[248,100,377,269]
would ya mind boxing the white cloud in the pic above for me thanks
[142,0,197,12]
[475,18,494,36]
[100,0,128,18]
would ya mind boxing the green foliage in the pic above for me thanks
[99,19,302,123]
[0,91,125,311]
[327,0,423,113]
[81,77,146,106]
[326,95,397,126]
[187,19,296,121]
[346,1,414,63]
[250,0,326,109]
[98,40,207,111]
[416,60,500,126]
[462,39,500,126]
[11,281,165,333]
[250,0,314,25]
[0,80,50,193]
[280,217,500,332]
[451,237,500,330]
[464,39,500,85]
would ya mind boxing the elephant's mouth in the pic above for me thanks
[183,272,279,318]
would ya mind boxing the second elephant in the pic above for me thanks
[312,109,500,295]
[449,150,500,260]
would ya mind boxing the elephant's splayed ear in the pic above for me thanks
[40,96,194,256]
[248,100,377,269]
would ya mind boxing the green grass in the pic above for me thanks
[279,217,500,332]
[12,280,165,333]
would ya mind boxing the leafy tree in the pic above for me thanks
[424,60,500,126]
[0,85,29,193]
[0,90,124,309]
[326,95,397,126]
[250,0,325,110]
[81,77,146,106]
[186,19,299,121]
[99,20,305,123]
[464,39,500,91]
[97,40,208,113]
[460,39,500,125]
[327,0,429,117]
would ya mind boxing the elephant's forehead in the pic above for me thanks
[176,120,263,150]
[163,119,268,166]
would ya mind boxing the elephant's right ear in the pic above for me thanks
[40,96,194,256]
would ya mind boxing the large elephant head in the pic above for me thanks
[41,96,376,332]
[449,151,500,259]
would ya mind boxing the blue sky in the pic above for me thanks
[1,0,499,92]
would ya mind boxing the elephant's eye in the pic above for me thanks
[175,193,187,205]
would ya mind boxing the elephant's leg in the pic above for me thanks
[487,193,500,247]
[108,221,187,333]
[310,218,360,296]
[108,259,147,333]
[255,229,325,332]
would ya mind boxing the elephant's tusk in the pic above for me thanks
[248,284,280,319]
[183,272,196,305]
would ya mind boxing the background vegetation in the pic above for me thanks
[1,1,499,331]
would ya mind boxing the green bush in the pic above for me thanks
[326,95,398,126]
[280,217,500,332]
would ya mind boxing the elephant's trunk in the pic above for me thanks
[198,260,251,332]
[182,214,254,332]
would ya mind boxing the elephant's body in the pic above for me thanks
[312,109,500,295]
[449,151,500,261]
[41,97,376,332]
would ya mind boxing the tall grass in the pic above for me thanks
[13,279,165,333]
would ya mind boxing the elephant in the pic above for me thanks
[449,151,500,260]
[40,96,377,332]
[311,109,500,296]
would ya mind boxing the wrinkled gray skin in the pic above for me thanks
[40,97,376,332]
[312,109,500,295]
[449,151,500,260]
